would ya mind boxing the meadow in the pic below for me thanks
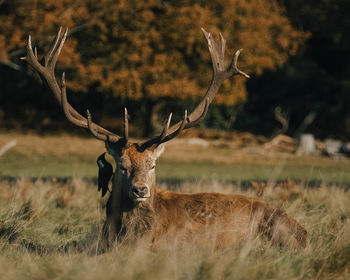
[1,133,350,182]
[0,133,350,279]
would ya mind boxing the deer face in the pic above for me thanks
[108,144,165,203]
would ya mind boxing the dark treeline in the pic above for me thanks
[0,0,348,139]
[237,0,350,140]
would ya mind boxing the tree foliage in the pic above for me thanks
[1,0,306,105]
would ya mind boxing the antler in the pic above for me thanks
[141,28,249,150]
[22,27,126,144]
[22,27,248,150]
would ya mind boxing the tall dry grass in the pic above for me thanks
[0,178,349,279]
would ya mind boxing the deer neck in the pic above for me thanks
[110,172,157,241]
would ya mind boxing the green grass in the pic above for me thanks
[1,151,350,183]
[1,133,350,183]
[0,178,349,279]
[0,152,97,178]
[158,160,350,182]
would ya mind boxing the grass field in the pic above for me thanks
[1,133,350,279]
[0,178,349,279]
[1,133,350,183]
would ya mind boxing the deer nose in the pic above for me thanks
[132,184,149,197]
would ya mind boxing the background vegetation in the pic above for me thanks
[2,0,347,139]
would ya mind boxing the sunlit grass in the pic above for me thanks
[0,178,349,279]
[2,152,350,183]
[1,133,350,182]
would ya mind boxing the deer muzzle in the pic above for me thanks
[131,183,150,201]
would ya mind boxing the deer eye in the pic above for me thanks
[151,165,155,170]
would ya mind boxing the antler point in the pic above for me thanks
[167,113,172,127]
[61,72,66,87]
[28,35,32,48]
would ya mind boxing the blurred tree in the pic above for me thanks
[236,0,350,139]
[75,0,307,105]
[0,0,307,134]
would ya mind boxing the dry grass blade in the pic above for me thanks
[0,140,17,157]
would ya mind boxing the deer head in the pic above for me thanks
[22,27,249,206]
[109,143,165,205]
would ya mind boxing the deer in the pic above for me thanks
[22,27,308,249]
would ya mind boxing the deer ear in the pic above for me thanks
[155,144,165,158]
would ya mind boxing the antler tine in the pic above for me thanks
[141,28,249,149]
[49,27,68,71]
[229,49,250,78]
[141,111,187,150]
[45,26,62,67]
[24,34,44,70]
[159,113,173,142]
[86,110,109,142]
[124,108,129,143]
[164,110,187,141]
[61,72,87,127]
[219,32,226,60]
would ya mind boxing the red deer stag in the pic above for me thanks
[22,27,308,249]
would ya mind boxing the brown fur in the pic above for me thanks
[103,144,308,249]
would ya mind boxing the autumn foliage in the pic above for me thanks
[0,0,307,108]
